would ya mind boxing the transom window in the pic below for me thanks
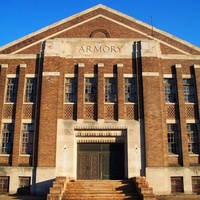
[21,124,34,154]
[25,78,37,102]
[164,78,177,103]
[171,177,184,193]
[85,78,97,102]
[6,78,18,102]
[187,124,199,154]
[124,78,137,103]
[105,78,117,103]
[1,123,13,154]
[167,124,180,154]
[183,79,196,103]
[65,78,77,103]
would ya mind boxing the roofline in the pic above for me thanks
[0,4,200,52]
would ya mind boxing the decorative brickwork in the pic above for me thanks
[125,105,134,119]
[84,104,96,120]
[3,104,15,119]
[166,105,179,119]
[23,104,35,119]
[104,104,115,120]
[63,104,77,119]
[186,105,197,118]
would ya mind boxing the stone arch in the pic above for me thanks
[90,29,110,38]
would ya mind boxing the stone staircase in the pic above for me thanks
[62,180,141,199]
[47,177,156,200]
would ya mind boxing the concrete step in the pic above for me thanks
[61,180,141,200]
[62,197,137,200]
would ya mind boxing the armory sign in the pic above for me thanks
[45,39,134,58]
[78,45,123,53]
[45,38,158,58]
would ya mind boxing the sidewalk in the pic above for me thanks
[0,195,46,200]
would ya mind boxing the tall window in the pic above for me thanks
[105,78,117,103]
[65,78,77,103]
[25,78,37,102]
[124,78,137,103]
[21,124,34,155]
[164,78,177,103]
[183,79,196,103]
[85,78,97,102]
[167,124,180,154]
[171,177,184,193]
[1,123,13,154]
[187,124,199,154]
[6,78,18,102]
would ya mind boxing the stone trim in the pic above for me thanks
[42,72,60,76]
[142,72,159,76]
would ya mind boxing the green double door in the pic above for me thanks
[77,143,124,180]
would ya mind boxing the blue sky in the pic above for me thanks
[0,0,200,47]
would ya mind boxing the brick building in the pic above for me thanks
[0,4,200,195]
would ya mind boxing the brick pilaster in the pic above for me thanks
[175,64,189,166]
[194,65,200,115]
[0,64,8,147]
[77,63,85,119]
[193,65,200,152]
[37,70,60,167]
[117,63,124,119]
[141,57,164,167]
[97,63,104,120]
[12,64,26,166]
[0,64,8,122]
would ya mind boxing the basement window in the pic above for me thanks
[0,176,9,194]
[18,177,30,194]
[171,177,184,193]
[192,176,200,193]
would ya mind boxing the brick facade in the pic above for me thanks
[0,4,200,195]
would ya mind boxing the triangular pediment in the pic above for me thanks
[0,4,200,55]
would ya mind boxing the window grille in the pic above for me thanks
[65,78,77,102]
[164,78,177,103]
[85,78,97,102]
[124,78,137,103]
[187,124,199,154]
[21,124,34,154]
[105,78,117,102]
[183,79,196,103]
[25,78,37,102]
[1,124,13,154]
[171,177,184,193]
[6,78,18,102]
[167,124,180,154]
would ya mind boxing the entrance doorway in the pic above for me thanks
[77,143,124,180]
